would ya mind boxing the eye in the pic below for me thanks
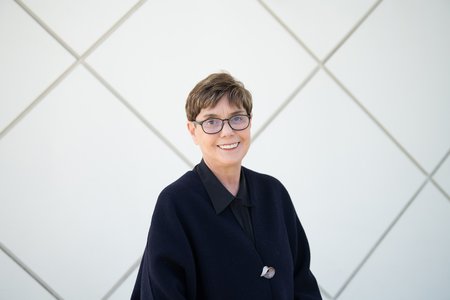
[231,115,245,123]
[204,119,221,126]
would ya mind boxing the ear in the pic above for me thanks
[187,121,199,145]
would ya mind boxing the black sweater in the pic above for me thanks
[132,165,321,300]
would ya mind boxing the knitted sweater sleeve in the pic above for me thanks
[279,183,322,300]
[131,189,196,300]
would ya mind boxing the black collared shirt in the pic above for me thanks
[195,159,255,243]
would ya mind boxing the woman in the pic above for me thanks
[132,73,321,299]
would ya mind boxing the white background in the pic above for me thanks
[1,0,449,299]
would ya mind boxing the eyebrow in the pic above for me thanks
[201,110,247,119]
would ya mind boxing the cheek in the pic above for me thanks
[241,131,251,143]
[198,135,216,148]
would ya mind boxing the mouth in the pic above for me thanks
[218,142,239,150]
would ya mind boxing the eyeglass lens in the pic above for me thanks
[202,115,250,134]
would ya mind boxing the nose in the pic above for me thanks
[220,120,234,136]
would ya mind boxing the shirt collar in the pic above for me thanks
[195,159,251,214]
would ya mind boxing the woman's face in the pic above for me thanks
[187,96,251,173]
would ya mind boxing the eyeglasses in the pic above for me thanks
[192,114,251,134]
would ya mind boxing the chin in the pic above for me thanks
[218,157,244,168]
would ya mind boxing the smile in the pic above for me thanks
[218,142,239,150]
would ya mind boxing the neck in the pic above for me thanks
[204,160,241,196]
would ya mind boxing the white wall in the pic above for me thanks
[1,0,449,299]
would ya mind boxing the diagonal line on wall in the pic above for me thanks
[318,284,333,300]
[83,63,194,168]
[0,241,63,299]
[253,0,389,153]
[256,0,418,175]
[322,0,383,64]
[334,146,450,299]
[0,60,79,141]
[257,0,321,63]
[0,1,82,141]
[333,178,429,299]
[79,0,147,60]
[317,0,431,178]
[2,0,149,140]
[0,0,87,140]
[319,11,435,299]
[252,66,320,142]
[14,0,78,57]
[74,0,196,169]
[2,0,192,298]
[253,0,323,144]
[316,0,430,176]
[255,1,444,298]
[258,0,383,65]
[7,0,444,298]
[323,67,428,176]
[313,2,445,295]
[430,148,450,201]
[101,256,141,299]
[431,147,450,180]
[6,0,193,168]
[432,179,450,201]
[70,0,194,168]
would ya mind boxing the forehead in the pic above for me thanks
[198,97,245,117]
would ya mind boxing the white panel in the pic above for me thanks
[0,251,54,300]
[327,0,450,173]
[0,0,74,132]
[262,0,377,59]
[434,154,450,197]
[22,0,140,54]
[107,268,139,300]
[0,66,188,299]
[86,0,317,165]
[244,70,425,296]
[339,183,450,300]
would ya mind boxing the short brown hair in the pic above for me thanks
[185,72,253,121]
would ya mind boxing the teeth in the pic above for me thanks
[219,142,239,150]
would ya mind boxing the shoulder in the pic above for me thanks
[151,169,212,232]
[155,169,206,212]
[161,169,201,195]
[243,166,295,213]
[242,166,286,192]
